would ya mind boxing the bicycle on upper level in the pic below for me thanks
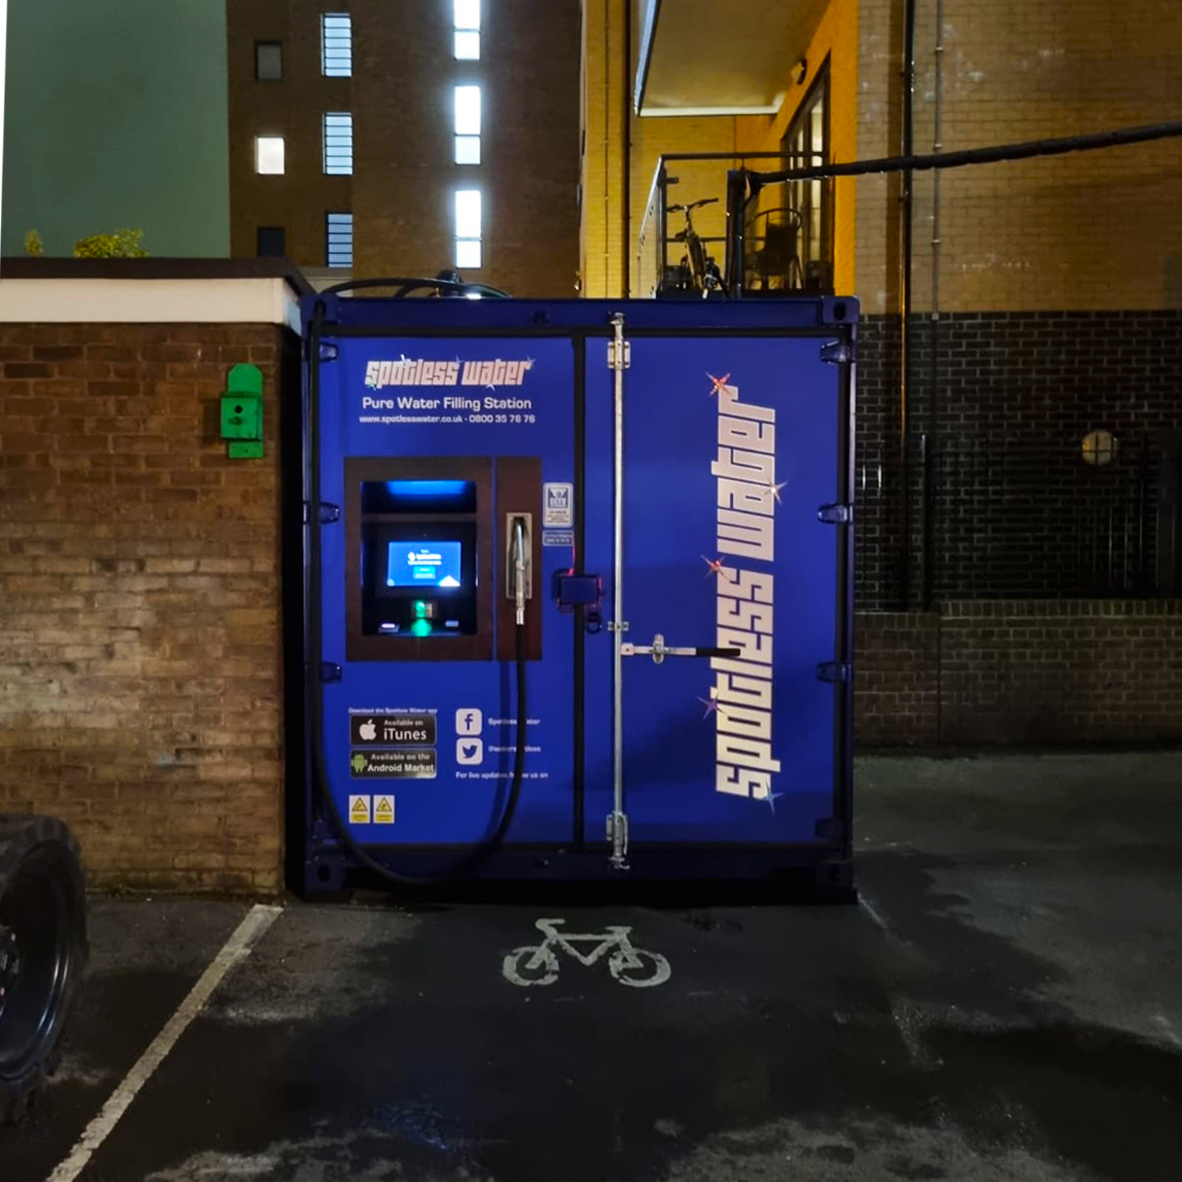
[665,197,725,297]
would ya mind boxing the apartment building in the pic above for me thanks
[581,0,1182,608]
[227,0,581,294]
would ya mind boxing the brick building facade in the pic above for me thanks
[574,0,1182,764]
[580,0,1182,609]
[228,0,581,296]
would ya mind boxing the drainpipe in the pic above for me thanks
[622,0,632,297]
[922,0,945,609]
[898,0,917,608]
[603,0,612,295]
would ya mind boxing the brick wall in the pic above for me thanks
[855,611,940,746]
[940,600,1182,744]
[855,309,1182,609]
[855,601,1182,747]
[857,0,1182,315]
[853,315,901,609]
[578,0,626,298]
[354,0,584,295]
[0,321,293,894]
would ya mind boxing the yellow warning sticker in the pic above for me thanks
[348,794,371,825]
[374,794,395,824]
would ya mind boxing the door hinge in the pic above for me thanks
[318,342,340,362]
[815,817,845,842]
[607,339,631,370]
[816,661,853,684]
[302,502,341,524]
[820,339,854,365]
[319,662,342,683]
[817,503,853,525]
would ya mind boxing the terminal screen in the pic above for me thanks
[386,541,464,589]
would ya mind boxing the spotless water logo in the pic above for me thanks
[365,357,534,390]
[708,376,782,805]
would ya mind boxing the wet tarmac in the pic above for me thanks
[4,751,1181,1181]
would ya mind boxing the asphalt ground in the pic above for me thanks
[3,751,1181,1182]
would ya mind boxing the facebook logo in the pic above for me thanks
[455,708,482,736]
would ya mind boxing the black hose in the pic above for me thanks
[319,276,511,300]
[306,303,527,888]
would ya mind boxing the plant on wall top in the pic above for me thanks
[73,229,149,259]
[23,229,45,256]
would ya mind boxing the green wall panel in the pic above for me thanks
[1,0,229,257]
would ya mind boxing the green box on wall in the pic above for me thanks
[220,364,264,459]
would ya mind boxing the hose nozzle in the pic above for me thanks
[510,515,529,626]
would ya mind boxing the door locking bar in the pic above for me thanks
[620,633,741,665]
[609,313,628,871]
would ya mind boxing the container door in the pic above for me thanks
[583,332,851,850]
[314,333,579,853]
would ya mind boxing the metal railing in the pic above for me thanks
[927,437,1154,598]
[636,152,831,298]
[852,436,1162,607]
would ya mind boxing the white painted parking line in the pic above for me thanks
[47,904,282,1182]
[858,894,891,933]
[1153,1012,1182,1049]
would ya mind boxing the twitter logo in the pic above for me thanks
[456,738,484,765]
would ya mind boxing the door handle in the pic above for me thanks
[619,633,741,665]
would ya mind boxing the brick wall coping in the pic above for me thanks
[940,599,1182,618]
[0,259,306,332]
[859,600,1182,619]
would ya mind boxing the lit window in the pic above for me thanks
[322,13,352,76]
[255,42,283,81]
[255,136,285,175]
[453,0,480,58]
[454,85,481,136]
[326,212,353,268]
[456,240,482,269]
[455,135,480,165]
[454,0,480,30]
[455,189,482,269]
[324,112,354,175]
[455,189,481,238]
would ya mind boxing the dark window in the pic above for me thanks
[326,212,353,268]
[255,41,283,81]
[257,227,286,257]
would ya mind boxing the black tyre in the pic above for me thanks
[0,815,88,1124]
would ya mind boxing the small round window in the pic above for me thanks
[1081,429,1118,467]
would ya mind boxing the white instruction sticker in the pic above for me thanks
[348,795,371,825]
[373,794,395,824]
[543,483,573,527]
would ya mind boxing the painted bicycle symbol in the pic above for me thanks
[503,918,671,988]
